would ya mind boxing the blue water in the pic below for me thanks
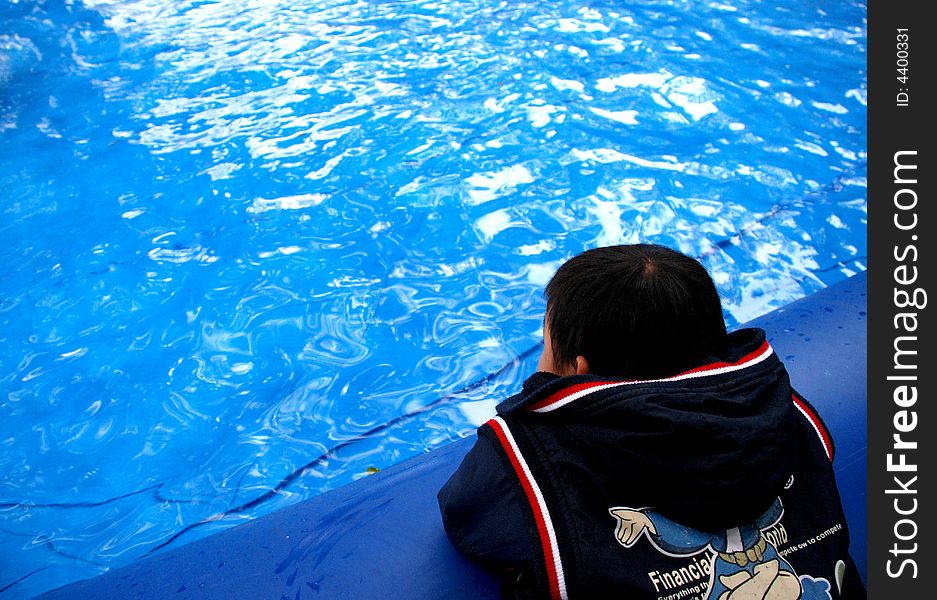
[1,0,865,597]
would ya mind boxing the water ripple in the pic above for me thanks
[1,0,864,596]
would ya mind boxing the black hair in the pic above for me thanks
[544,244,728,379]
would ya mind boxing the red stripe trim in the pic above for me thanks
[487,418,563,600]
[792,395,833,461]
[678,340,771,376]
[528,381,620,412]
[529,340,773,413]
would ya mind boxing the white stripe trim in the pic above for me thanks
[792,400,833,461]
[492,416,568,600]
[531,382,627,413]
[533,345,775,413]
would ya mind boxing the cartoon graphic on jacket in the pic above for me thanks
[438,329,866,599]
[610,499,833,600]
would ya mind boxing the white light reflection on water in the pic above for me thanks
[0,0,865,596]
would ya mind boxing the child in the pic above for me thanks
[438,245,865,599]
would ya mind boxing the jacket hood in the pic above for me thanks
[496,328,799,530]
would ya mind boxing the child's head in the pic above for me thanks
[539,244,728,379]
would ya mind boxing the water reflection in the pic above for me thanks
[0,0,865,596]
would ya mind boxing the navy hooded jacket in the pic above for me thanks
[438,329,865,599]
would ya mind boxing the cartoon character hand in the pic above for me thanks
[609,508,658,547]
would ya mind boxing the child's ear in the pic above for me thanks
[574,356,590,375]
